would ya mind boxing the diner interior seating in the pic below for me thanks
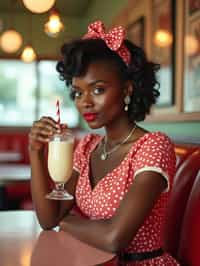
[1,130,200,265]
[0,131,29,164]
[0,130,31,209]
[164,141,200,266]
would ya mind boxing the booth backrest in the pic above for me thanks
[0,129,83,164]
[0,131,29,164]
[163,142,200,265]
[178,170,200,266]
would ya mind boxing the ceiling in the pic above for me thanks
[0,0,92,17]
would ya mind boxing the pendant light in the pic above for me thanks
[44,9,64,37]
[22,0,56,14]
[154,29,173,48]
[21,44,36,62]
[153,12,173,48]
[21,14,37,63]
[0,0,23,53]
[0,29,23,53]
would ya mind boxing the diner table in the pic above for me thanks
[0,151,22,163]
[0,211,116,266]
[0,164,31,209]
[0,163,30,185]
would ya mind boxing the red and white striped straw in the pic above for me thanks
[56,99,60,125]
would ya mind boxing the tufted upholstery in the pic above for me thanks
[163,143,200,265]
[178,170,200,265]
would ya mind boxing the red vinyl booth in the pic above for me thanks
[178,170,200,265]
[163,143,200,265]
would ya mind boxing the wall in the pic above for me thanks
[0,0,130,58]
[0,0,199,139]
[82,0,129,27]
[0,12,84,58]
[112,0,200,139]
[140,122,200,141]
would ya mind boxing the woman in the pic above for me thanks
[29,21,179,265]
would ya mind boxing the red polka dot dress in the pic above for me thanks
[73,132,180,265]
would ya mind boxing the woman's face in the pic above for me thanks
[72,61,128,129]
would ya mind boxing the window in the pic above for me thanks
[0,60,79,127]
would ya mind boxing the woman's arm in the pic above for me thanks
[30,150,79,229]
[59,171,167,253]
[29,117,79,229]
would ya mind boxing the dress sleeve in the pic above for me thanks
[133,132,176,192]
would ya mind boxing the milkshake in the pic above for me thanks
[46,130,74,200]
[48,139,74,183]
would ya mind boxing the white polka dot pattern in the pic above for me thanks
[82,20,131,65]
[73,132,179,265]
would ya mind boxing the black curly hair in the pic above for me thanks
[56,38,160,122]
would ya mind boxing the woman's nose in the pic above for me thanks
[82,93,94,107]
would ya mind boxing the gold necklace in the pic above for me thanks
[100,125,137,160]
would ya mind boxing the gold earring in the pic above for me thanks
[124,95,131,111]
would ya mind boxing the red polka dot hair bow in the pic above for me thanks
[83,20,131,66]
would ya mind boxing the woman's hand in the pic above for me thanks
[29,116,60,152]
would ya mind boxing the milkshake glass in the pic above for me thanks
[46,129,74,200]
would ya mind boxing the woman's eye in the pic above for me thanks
[93,87,105,95]
[74,91,82,98]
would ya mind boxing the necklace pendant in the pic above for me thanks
[101,153,107,160]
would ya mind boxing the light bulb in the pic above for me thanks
[154,29,173,48]
[44,10,64,37]
[0,29,23,53]
[22,0,56,14]
[21,45,36,63]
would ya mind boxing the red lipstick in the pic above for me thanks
[83,113,97,122]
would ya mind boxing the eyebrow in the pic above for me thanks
[72,80,109,89]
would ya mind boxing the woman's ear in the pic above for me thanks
[123,81,133,96]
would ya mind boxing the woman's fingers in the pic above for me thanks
[29,117,69,152]
[33,117,59,135]
[29,130,50,142]
[42,116,59,128]
[29,116,59,151]
[32,124,52,137]
[34,117,58,131]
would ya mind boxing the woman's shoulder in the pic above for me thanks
[131,131,175,157]
[137,131,174,146]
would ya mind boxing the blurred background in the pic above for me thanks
[0,0,199,134]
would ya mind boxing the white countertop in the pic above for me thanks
[0,164,31,185]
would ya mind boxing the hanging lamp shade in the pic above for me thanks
[22,0,56,14]
[44,9,64,37]
[0,29,23,53]
[21,45,36,63]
